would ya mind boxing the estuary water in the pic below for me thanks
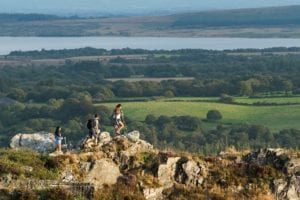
[1,37,300,55]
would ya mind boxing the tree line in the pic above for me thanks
[0,48,300,153]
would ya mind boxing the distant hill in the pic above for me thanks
[171,5,300,28]
[1,5,300,37]
[0,13,63,22]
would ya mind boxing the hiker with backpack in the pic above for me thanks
[87,114,101,145]
[55,126,63,153]
[111,104,125,136]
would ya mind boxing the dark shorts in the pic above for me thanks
[89,129,99,138]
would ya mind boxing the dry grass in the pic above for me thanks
[94,182,145,200]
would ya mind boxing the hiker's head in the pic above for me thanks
[95,114,100,119]
[55,126,61,133]
[115,104,122,112]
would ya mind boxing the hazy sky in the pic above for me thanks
[1,0,300,16]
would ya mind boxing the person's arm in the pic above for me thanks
[121,111,125,124]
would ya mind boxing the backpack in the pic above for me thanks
[87,119,97,129]
[110,113,116,126]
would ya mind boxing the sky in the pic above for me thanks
[1,0,300,16]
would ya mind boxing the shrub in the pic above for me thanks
[145,114,156,124]
[40,187,74,200]
[0,149,59,180]
[219,94,234,104]
[164,90,174,98]
[12,189,38,200]
[207,110,222,121]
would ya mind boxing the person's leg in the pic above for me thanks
[55,138,59,151]
[115,124,120,135]
[92,130,98,145]
[117,122,125,134]
[89,130,93,139]
[94,136,98,145]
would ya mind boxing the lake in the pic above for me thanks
[2,37,300,55]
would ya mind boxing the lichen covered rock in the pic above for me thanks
[143,187,165,200]
[244,148,300,200]
[83,159,121,188]
[5,133,300,200]
[10,132,55,152]
[274,175,300,200]
[125,130,140,142]
[157,157,181,187]
[98,131,112,145]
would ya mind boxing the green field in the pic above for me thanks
[234,96,300,104]
[97,99,300,132]
[163,96,300,104]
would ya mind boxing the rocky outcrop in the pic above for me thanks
[178,160,207,186]
[286,158,300,175]
[243,148,290,172]
[80,131,141,152]
[80,132,112,151]
[125,130,140,142]
[157,156,208,188]
[119,137,154,158]
[157,157,181,187]
[140,156,208,200]
[5,132,300,200]
[244,148,300,200]
[98,131,112,145]
[274,175,300,200]
[99,133,155,171]
[83,159,121,188]
[10,132,55,152]
[143,187,165,200]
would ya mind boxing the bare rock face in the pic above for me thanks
[179,160,207,186]
[157,156,208,188]
[83,159,121,188]
[244,148,300,200]
[157,157,181,188]
[143,187,165,200]
[243,148,290,171]
[80,132,112,151]
[61,168,76,183]
[101,136,155,170]
[10,132,55,152]
[286,158,300,175]
[123,138,154,156]
[98,131,111,145]
[274,175,300,200]
[149,155,208,200]
[125,130,140,142]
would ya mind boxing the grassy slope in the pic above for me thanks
[97,98,300,131]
